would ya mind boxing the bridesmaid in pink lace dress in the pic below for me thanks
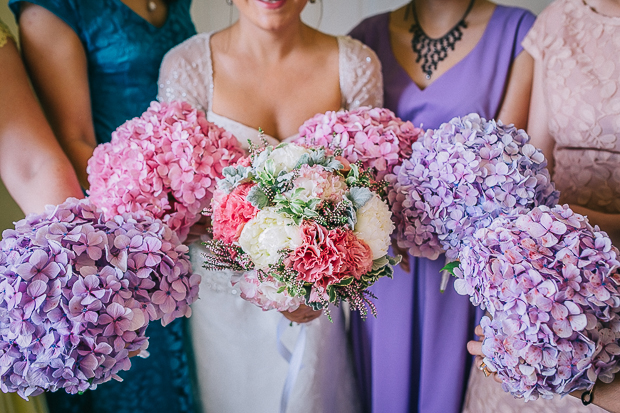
[465,0,620,411]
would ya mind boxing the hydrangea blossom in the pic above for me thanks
[296,107,423,179]
[388,113,559,260]
[0,198,199,398]
[87,100,244,242]
[455,205,620,400]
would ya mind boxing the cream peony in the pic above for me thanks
[354,195,394,260]
[267,144,311,174]
[238,207,302,269]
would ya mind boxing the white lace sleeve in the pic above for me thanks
[338,36,384,110]
[157,33,213,113]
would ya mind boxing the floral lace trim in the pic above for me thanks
[0,20,15,49]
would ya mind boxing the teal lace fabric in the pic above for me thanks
[9,1,199,412]
[10,0,196,144]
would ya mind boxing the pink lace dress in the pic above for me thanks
[463,0,620,411]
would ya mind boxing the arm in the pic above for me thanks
[526,55,555,175]
[496,50,534,130]
[18,2,96,188]
[0,35,82,215]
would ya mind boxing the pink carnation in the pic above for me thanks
[331,228,373,280]
[212,183,259,244]
[286,223,373,291]
[88,101,244,242]
[296,106,423,179]
[292,164,348,202]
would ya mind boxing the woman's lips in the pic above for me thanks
[255,0,286,9]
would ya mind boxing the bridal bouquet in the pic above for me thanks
[0,198,199,398]
[455,205,620,400]
[204,142,399,317]
[296,107,423,180]
[87,100,244,242]
[388,113,559,262]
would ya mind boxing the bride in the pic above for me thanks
[157,0,382,411]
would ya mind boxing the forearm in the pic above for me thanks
[62,138,96,188]
[4,156,83,215]
[571,375,620,413]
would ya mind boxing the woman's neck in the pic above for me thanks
[226,17,312,63]
[410,0,478,35]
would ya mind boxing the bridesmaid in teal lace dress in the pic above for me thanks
[9,1,197,412]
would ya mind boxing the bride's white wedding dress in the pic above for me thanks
[157,32,382,413]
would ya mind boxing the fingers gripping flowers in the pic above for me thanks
[204,143,399,318]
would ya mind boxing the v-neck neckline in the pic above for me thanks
[114,0,172,30]
[386,5,499,92]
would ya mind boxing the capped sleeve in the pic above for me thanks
[9,0,81,37]
[511,9,536,59]
[522,2,559,61]
[338,36,384,110]
[157,33,212,113]
[0,18,15,48]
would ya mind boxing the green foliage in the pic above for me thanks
[440,260,461,276]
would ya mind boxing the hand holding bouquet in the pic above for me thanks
[204,142,399,318]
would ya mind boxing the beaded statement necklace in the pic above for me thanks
[407,0,476,79]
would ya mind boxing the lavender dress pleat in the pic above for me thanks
[349,6,536,413]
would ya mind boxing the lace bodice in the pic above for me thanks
[158,31,383,148]
[0,18,14,48]
[523,0,620,213]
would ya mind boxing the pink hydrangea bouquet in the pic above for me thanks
[204,142,400,317]
[0,198,199,398]
[87,100,244,242]
[388,113,559,262]
[296,107,423,180]
[455,205,620,400]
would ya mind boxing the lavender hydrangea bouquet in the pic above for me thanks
[388,113,559,290]
[0,198,199,398]
[455,205,620,400]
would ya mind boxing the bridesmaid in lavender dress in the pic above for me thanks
[349,1,535,412]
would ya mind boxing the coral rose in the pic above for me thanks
[212,183,259,244]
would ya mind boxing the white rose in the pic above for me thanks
[239,207,302,269]
[354,195,394,260]
[267,144,310,174]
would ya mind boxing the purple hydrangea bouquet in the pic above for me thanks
[387,114,559,290]
[455,205,620,400]
[0,198,199,398]
[87,100,244,242]
[296,107,423,180]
